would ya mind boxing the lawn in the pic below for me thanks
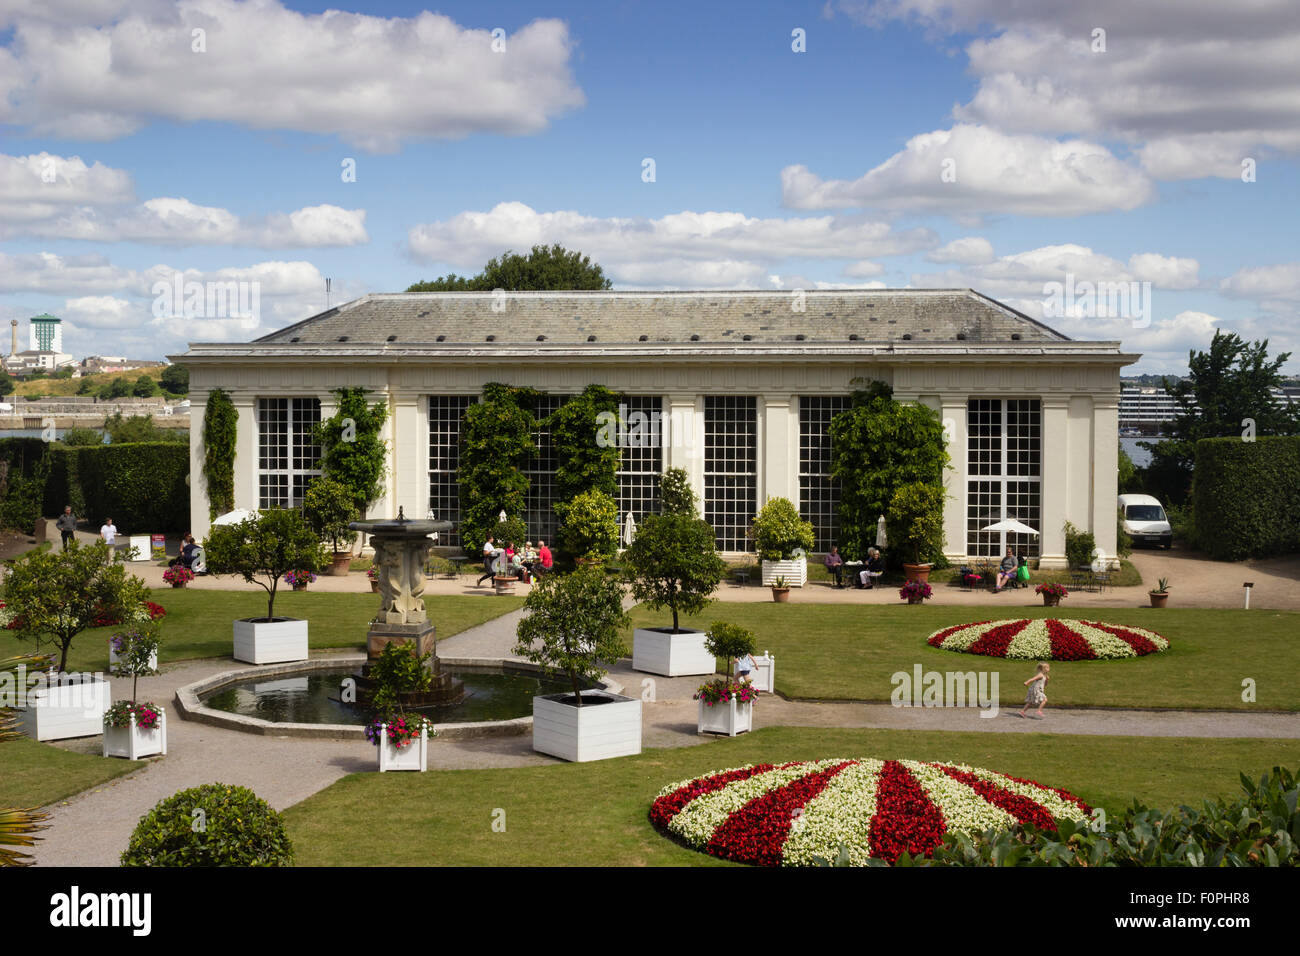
[1,738,138,807]
[625,604,1300,710]
[282,725,1300,866]
[0,590,523,673]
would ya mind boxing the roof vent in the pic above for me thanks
[436,334,446,342]
[849,334,861,341]
[956,332,967,341]
[386,334,397,342]
[417,311,430,319]
[289,336,300,343]
[486,334,496,342]
[587,335,596,342]
[690,334,700,342]
[536,334,547,342]
[795,334,806,341]
[638,334,648,342]
[742,334,753,341]
[337,335,348,342]
[902,333,912,341]
[1011,333,1022,341]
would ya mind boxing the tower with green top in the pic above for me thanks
[30,313,62,353]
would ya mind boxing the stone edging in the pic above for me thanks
[173,655,623,741]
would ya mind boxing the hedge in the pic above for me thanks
[43,443,190,533]
[0,438,54,533]
[1192,436,1300,561]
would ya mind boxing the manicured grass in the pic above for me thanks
[0,738,138,807]
[626,604,1300,710]
[0,590,523,673]
[282,725,1300,866]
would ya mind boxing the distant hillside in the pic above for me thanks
[9,369,179,399]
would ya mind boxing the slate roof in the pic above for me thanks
[252,289,1070,347]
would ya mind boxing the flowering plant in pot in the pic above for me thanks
[751,497,814,587]
[103,622,166,759]
[364,712,435,750]
[283,569,317,590]
[1035,582,1069,606]
[104,700,162,731]
[899,579,933,604]
[366,564,379,591]
[962,572,984,589]
[770,575,791,603]
[162,566,194,588]
[694,679,760,706]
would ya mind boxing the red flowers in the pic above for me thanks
[965,619,1031,657]
[868,760,947,864]
[1045,618,1097,660]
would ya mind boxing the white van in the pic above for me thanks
[1118,494,1173,549]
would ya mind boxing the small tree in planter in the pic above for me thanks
[204,509,327,665]
[363,642,436,772]
[513,565,638,762]
[698,621,761,736]
[751,497,814,587]
[704,620,757,678]
[303,476,360,575]
[623,504,725,676]
[556,489,619,563]
[888,482,946,583]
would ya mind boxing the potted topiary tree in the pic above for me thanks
[5,541,146,740]
[751,497,814,587]
[203,509,327,665]
[556,489,620,565]
[513,564,639,762]
[303,476,360,576]
[624,468,726,677]
[696,621,761,736]
[103,622,166,760]
[888,482,947,584]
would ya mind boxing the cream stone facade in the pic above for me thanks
[173,290,1137,569]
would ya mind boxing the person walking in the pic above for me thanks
[1018,662,1050,719]
[100,516,119,550]
[476,536,499,587]
[56,505,77,551]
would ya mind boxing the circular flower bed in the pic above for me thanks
[926,618,1169,660]
[651,758,1091,866]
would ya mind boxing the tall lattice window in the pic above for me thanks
[617,395,662,532]
[524,394,570,546]
[428,395,475,549]
[257,397,321,509]
[966,398,1042,558]
[704,396,757,551]
[799,395,851,552]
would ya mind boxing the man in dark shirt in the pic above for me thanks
[55,506,77,551]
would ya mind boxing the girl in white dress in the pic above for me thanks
[1019,662,1049,718]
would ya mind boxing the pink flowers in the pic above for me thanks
[694,678,760,707]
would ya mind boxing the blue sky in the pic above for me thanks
[1,0,1297,373]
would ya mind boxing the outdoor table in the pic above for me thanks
[447,555,469,578]
[842,562,863,588]
[733,568,751,587]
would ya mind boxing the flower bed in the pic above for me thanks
[926,619,1170,660]
[1,600,165,630]
[694,679,760,707]
[104,700,163,730]
[649,758,1091,866]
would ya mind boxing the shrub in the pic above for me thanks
[1192,436,1300,561]
[367,641,433,719]
[315,387,389,513]
[888,482,946,565]
[556,488,620,560]
[623,512,725,631]
[59,427,104,447]
[750,497,814,561]
[120,783,293,867]
[302,476,359,554]
[658,467,697,517]
[548,384,622,503]
[1062,520,1097,568]
[1115,508,1133,559]
[43,443,189,531]
[203,509,327,621]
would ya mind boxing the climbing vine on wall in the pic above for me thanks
[459,383,538,554]
[203,388,237,520]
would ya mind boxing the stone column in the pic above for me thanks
[233,393,257,514]
[1039,397,1071,568]
[386,391,423,522]
[189,393,210,539]
[760,394,796,505]
[1092,396,1120,568]
[665,394,704,506]
[939,396,968,563]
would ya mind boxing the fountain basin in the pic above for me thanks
[174,656,619,740]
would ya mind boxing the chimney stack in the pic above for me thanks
[9,319,16,357]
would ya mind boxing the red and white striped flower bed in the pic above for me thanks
[926,619,1170,660]
[650,758,1091,866]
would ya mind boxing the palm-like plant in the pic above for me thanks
[1,652,55,866]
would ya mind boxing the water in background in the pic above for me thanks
[1120,436,1161,469]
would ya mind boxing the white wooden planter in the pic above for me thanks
[632,627,714,677]
[533,690,642,763]
[734,652,775,693]
[377,726,428,772]
[697,697,753,737]
[232,618,309,665]
[20,677,110,741]
[108,643,157,677]
[761,557,807,587]
[102,709,167,759]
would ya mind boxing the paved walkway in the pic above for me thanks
[29,595,1300,867]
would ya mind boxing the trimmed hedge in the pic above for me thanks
[44,443,190,532]
[0,438,53,533]
[1192,436,1300,560]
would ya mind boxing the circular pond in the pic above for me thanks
[198,666,574,725]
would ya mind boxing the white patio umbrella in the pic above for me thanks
[875,514,888,549]
[981,518,1039,536]
[211,508,258,526]
[622,512,637,547]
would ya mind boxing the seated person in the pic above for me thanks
[995,547,1018,592]
[534,539,554,575]
[171,534,200,569]
[859,548,884,588]
[823,546,844,588]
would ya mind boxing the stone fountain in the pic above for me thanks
[350,507,464,707]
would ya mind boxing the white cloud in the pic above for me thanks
[781,125,1154,217]
[834,1,1300,180]
[408,201,937,287]
[0,1,585,151]
[0,152,134,220]
[62,295,138,329]
[843,259,885,277]
[925,236,994,265]
[1128,253,1200,291]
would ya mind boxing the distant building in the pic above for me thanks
[1119,385,1179,427]
[30,313,63,353]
